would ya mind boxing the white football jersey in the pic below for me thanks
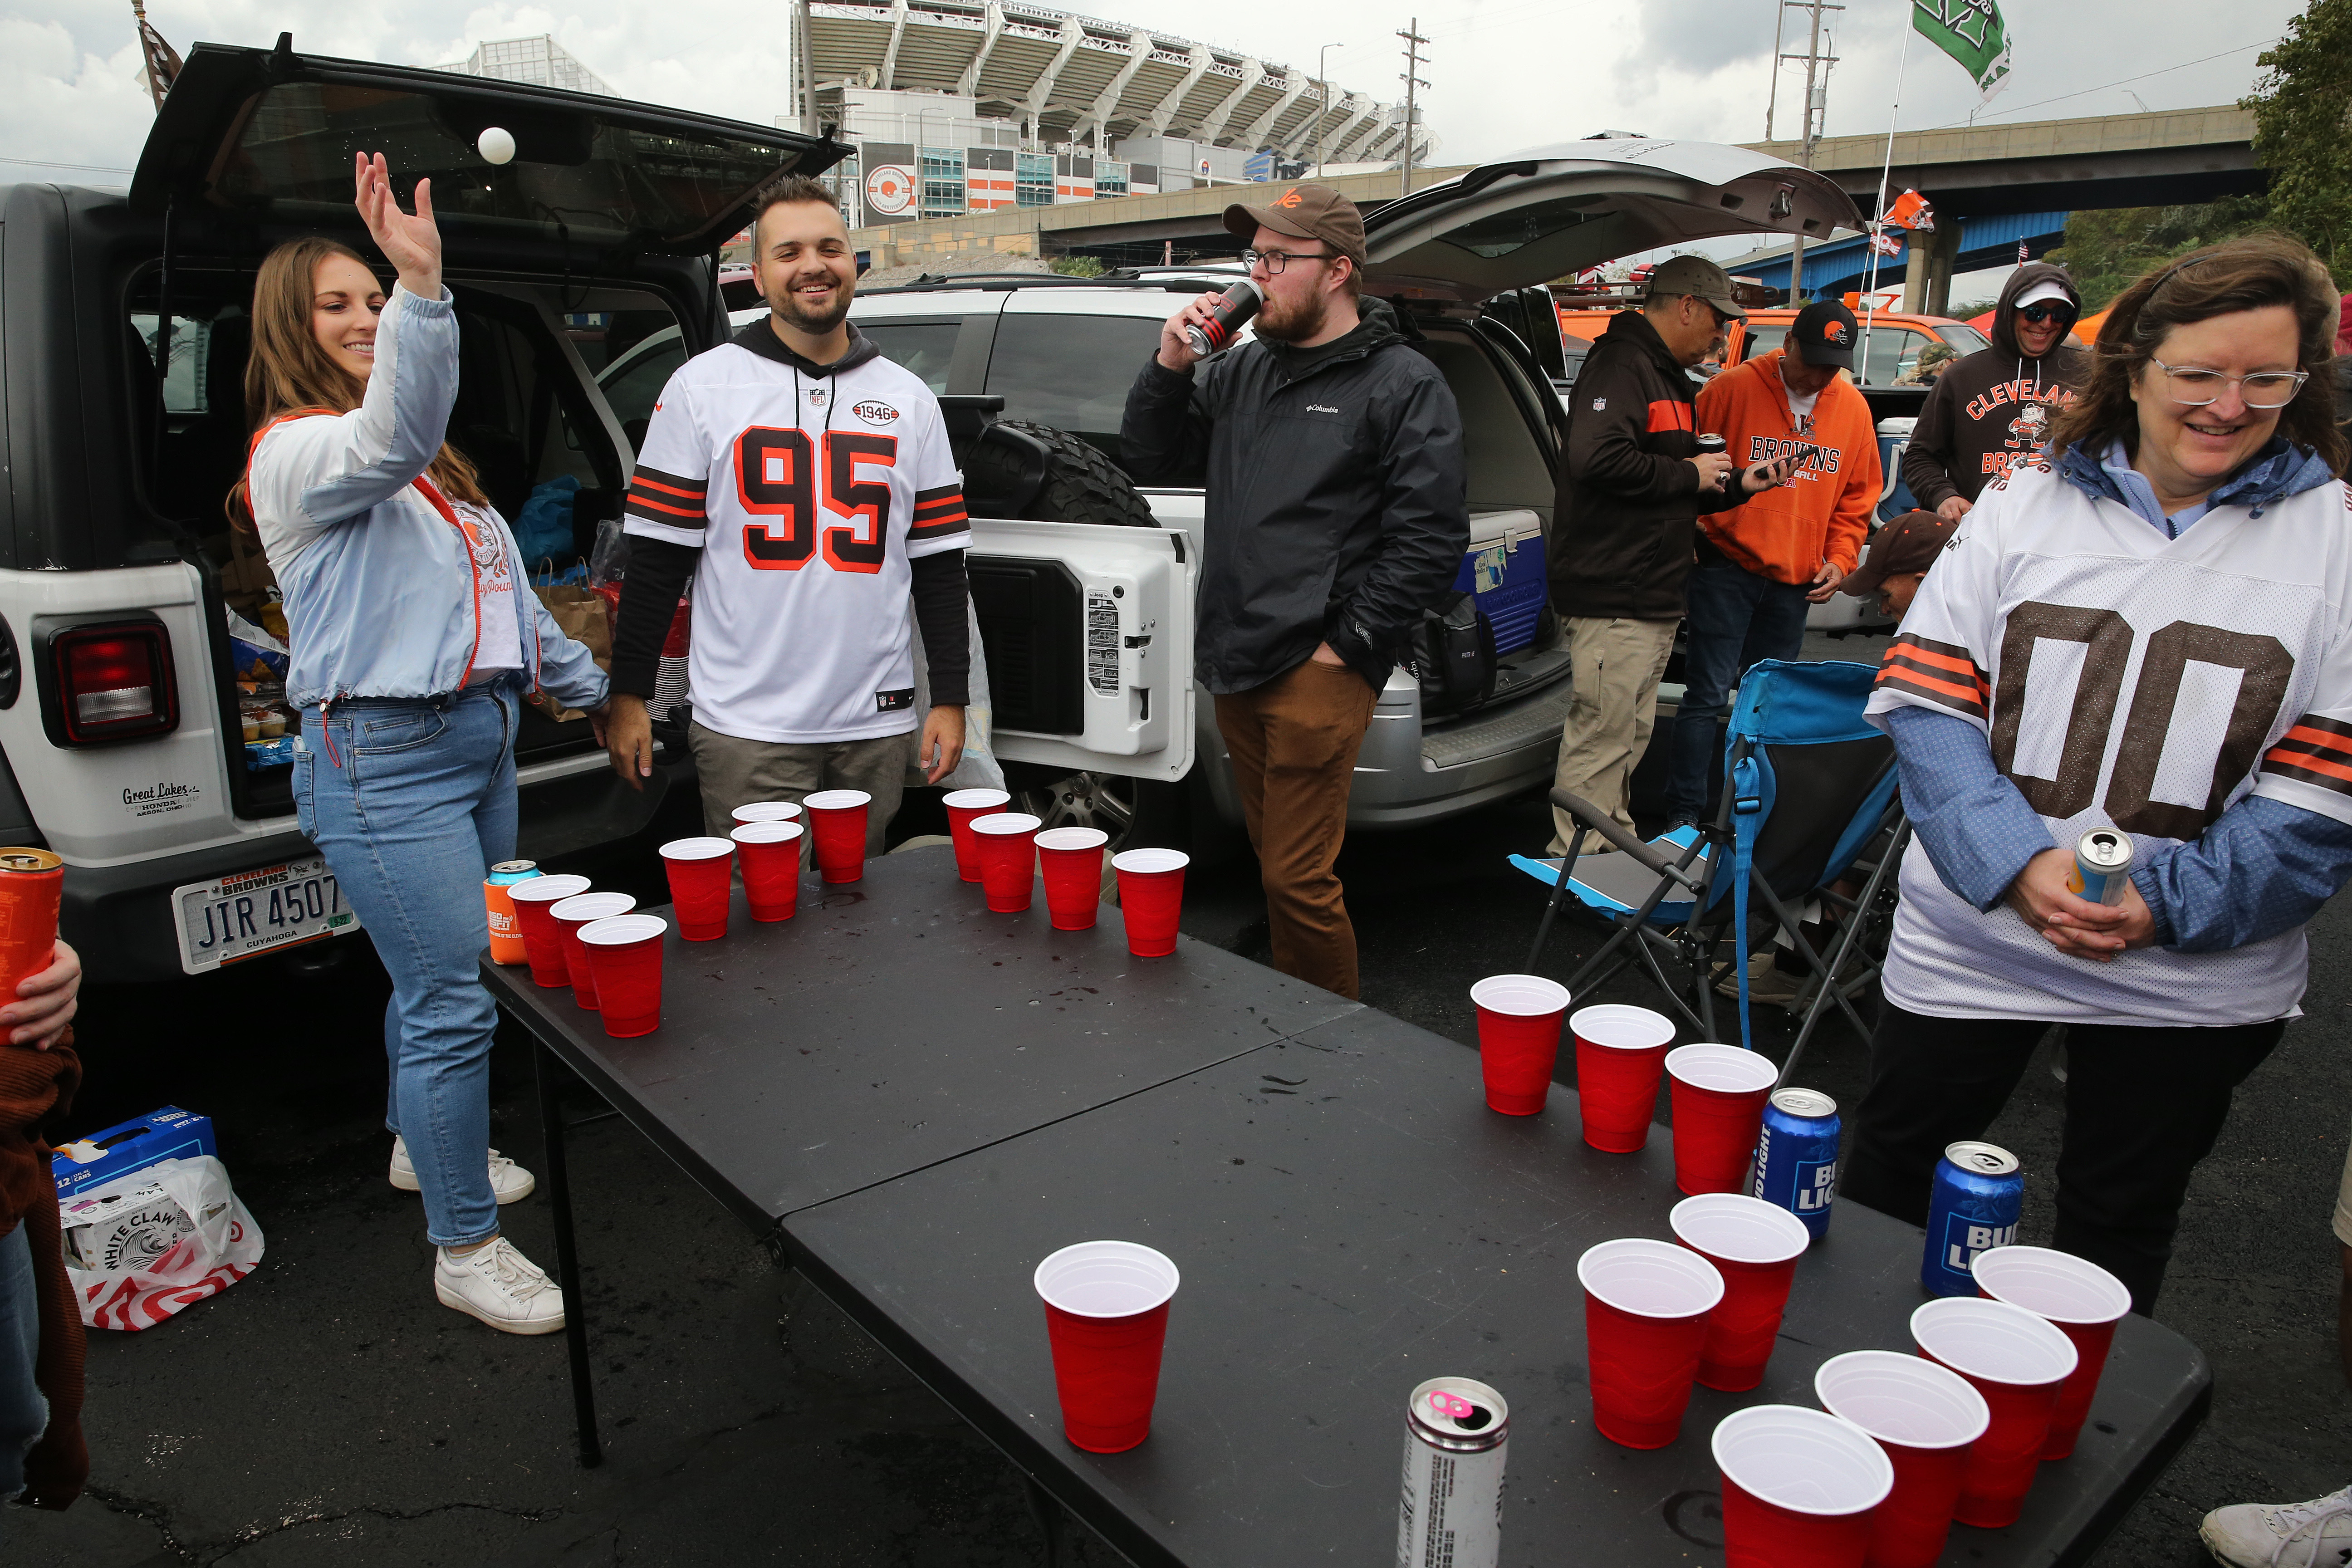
[1867,456,2352,1025]
[623,323,969,744]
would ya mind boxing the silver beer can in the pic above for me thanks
[1397,1376,1509,1568]
[2067,828,2134,905]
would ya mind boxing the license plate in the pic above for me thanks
[173,857,360,975]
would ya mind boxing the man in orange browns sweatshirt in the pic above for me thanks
[1664,299,1881,828]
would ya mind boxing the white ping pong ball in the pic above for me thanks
[477,127,516,165]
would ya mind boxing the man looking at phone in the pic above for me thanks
[1664,298,1879,831]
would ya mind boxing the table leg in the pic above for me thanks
[1023,1474,1066,1568]
[533,1031,603,1469]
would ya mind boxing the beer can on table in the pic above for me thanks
[1397,1376,1507,1568]
[484,860,543,965]
[1922,1140,2024,1297]
[1183,279,1263,358]
[2066,828,2134,906]
[1752,1088,1841,1241]
[0,848,63,999]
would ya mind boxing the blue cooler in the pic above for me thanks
[1453,509,1548,655]
[1876,416,1920,522]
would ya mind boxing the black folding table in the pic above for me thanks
[485,845,2207,1567]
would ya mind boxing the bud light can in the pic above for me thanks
[1397,1376,1507,1568]
[1923,1140,2024,1297]
[1183,279,1263,357]
[483,860,542,966]
[1752,1088,1840,1240]
[2066,828,2134,906]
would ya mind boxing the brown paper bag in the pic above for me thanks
[532,584,611,722]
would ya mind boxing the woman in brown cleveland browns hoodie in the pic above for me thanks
[1900,262,2092,520]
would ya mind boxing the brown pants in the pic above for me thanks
[1214,659,1378,999]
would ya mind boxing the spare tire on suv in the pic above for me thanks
[962,418,1159,529]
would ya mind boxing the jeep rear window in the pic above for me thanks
[211,82,805,246]
[861,322,960,394]
[985,314,1192,484]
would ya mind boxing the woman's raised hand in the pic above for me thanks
[352,151,442,301]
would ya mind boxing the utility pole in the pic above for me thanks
[1779,0,1840,304]
[1316,42,1344,180]
[797,0,820,137]
[1397,20,1428,199]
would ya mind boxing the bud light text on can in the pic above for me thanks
[1184,279,1264,358]
[1752,1088,1840,1241]
[1922,1140,2023,1297]
[1397,1376,1508,1568]
[2066,828,2134,906]
[483,860,543,966]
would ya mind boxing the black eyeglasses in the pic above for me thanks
[1241,247,1337,274]
[2017,303,2077,327]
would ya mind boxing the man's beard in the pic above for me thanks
[770,272,852,335]
[1254,288,1330,344]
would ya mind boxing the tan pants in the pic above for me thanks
[689,721,913,855]
[1214,660,1379,1000]
[1548,616,1679,854]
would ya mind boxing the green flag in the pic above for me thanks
[1913,0,2014,103]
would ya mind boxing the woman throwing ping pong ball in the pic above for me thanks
[236,153,609,1334]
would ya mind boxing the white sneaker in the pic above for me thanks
[2201,1484,2352,1567]
[390,1136,536,1204]
[434,1236,565,1335]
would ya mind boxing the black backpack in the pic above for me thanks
[1409,591,1497,719]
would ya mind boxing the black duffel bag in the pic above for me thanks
[1408,591,1497,719]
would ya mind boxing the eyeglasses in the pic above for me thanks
[1241,247,1337,274]
[2016,303,2076,327]
[2148,357,2310,409]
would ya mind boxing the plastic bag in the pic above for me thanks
[224,606,290,683]
[512,475,581,564]
[906,598,1004,792]
[59,1155,265,1331]
[588,515,630,588]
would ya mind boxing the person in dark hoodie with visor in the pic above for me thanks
[1122,184,1466,1000]
[1901,262,2092,521]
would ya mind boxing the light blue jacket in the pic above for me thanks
[247,284,609,713]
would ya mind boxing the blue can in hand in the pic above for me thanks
[1752,1088,1841,1241]
[1922,1140,2024,1297]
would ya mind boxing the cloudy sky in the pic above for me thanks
[0,0,2309,184]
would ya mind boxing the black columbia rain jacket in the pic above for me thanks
[1119,298,1469,695]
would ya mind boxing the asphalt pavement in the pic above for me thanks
[14,631,2351,1565]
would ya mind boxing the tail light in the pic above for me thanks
[42,621,178,746]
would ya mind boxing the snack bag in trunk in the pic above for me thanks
[59,1155,265,1331]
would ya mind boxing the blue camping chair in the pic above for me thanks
[1512,660,1910,1083]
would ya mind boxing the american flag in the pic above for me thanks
[2018,238,2030,265]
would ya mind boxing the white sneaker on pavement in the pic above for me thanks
[390,1136,535,1204]
[434,1236,565,1335]
[2201,1484,2352,1567]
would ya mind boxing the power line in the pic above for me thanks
[0,154,135,173]
[1919,38,2276,130]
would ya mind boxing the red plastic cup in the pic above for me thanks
[730,822,805,922]
[1910,1297,2078,1528]
[972,812,1043,913]
[505,874,591,987]
[730,800,803,828]
[1815,1350,1990,1568]
[803,789,872,884]
[1035,827,1109,930]
[1970,1246,2132,1460]
[1112,848,1189,957]
[943,788,1012,883]
[1669,1193,1811,1392]
[549,891,635,1009]
[659,836,735,941]
[1470,974,1572,1115]
[1577,1238,1724,1449]
[1572,1004,1676,1152]
[579,913,667,1038]
[1712,1405,1894,1568]
[1034,1240,1181,1454]
[1666,1043,1779,1194]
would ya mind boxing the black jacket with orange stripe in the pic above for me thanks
[1548,309,1743,621]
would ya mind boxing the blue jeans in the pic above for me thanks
[0,1224,43,1501]
[1666,560,1814,818]
[294,677,520,1248]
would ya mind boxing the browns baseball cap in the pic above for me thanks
[1842,510,1958,596]
[1223,184,1367,267]
[1644,254,1748,320]
[1788,299,1859,368]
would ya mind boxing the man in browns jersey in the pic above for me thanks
[605,176,970,843]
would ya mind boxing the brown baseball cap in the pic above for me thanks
[1842,510,1958,595]
[1644,254,1748,321]
[1223,183,1367,267]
